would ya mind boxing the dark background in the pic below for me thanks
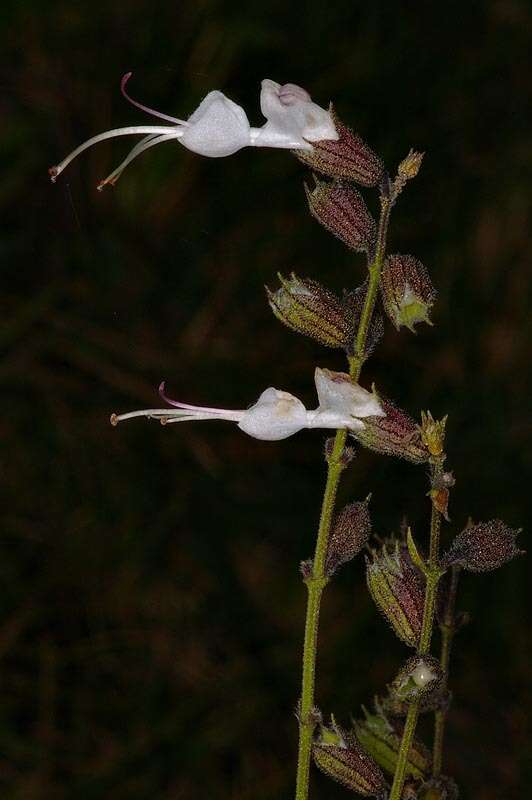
[1,1,531,798]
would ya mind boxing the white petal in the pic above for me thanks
[238,388,308,440]
[180,91,251,157]
[314,368,385,419]
[253,78,338,150]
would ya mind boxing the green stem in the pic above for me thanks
[388,459,445,800]
[294,191,392,800]
[432,565,460,777]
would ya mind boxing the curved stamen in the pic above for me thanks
[158,381,241,418]
[49,125,182,182]
[121,72,187,125]
[97,132,177,190]
[110,408,178,424]
[110,408,242,426]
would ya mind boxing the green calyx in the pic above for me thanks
[354,706,431,781]
[266,272,349,348]
[393,293,433,332]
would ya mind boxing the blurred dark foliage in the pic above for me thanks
[1,1,531,798]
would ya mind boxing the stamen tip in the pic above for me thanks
[160,417,168,426]
[97,178,116,192]
[110,413,119,426]
[121,71,133,86]
[48,166,60,182]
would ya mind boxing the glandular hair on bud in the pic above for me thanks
[353,704,431,781]
[325,498,372,576]
[352,397,430,464]
[366,541,425,647]
[305,178,377,253]
[313,719,386,798]
[380,254,436,332]
[266,273,350,348]
[442,519,524,572]
[294,106,385,188]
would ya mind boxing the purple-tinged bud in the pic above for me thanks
[300,559,313,580]
[324,437,356,467]
[366,541,426,647]
[266,273,350,348]
[313,717,387,798]
[325,498,372,576]
[294,107,385,188]
[418,776,459,800]
[353,703,431,781]
[305,178,377,253]
[390,655,444,704]
[442,520,524,572]
[352,397,430,464]
[380,254,436,332]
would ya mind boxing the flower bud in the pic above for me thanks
[420,411,447,457]
[353,704,431,781]
[313,718,387,798]
[397,149,424,181]
[366,541,426,647]
[294,107,385,187]
[305,178,377,253]
[380,254,436,332]
[352,397,430,464]
[325,498,372,576]
[266,273,350,348]
[390,656,444,704]
[442,520,524,572]
[429,471,455,520]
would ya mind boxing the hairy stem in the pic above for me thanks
[295,190,392,800]
[388,459,445,800]
[433,565,460,777]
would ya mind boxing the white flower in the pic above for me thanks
[49,73,338,188]
[110,368,384,442]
